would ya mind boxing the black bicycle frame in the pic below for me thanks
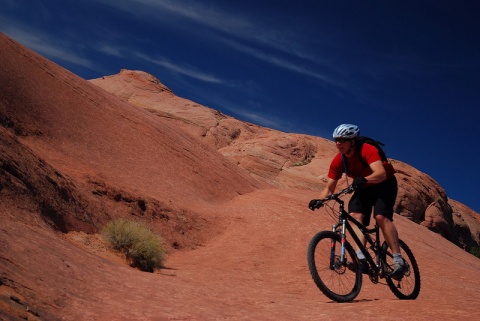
[331,194,383,274]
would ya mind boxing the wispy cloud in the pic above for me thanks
[136,53,224,84]
[188,92,290,131]
[93,0,337,82]
[128,0,323,64]
[97,44,124,58]
[221,103,286,130]
[96,0,253,36]
[221,38,345,88]
[0,17,94,69]
[234,110,283,129]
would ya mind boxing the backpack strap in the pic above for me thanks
[341,154,350,186]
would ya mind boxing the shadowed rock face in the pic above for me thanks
[1,33,479,320]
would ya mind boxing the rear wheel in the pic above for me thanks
[307,231,362,302]
[381,239,421,299]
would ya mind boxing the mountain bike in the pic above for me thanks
[307,186,421,302]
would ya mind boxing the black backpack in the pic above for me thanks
[342,136,389,172]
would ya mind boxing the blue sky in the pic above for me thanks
[1,0,479,213]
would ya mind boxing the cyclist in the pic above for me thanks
[309,124,406,279]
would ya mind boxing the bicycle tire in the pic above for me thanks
[381,239,421,300]
[307,231,362,302]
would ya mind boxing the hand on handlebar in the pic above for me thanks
[308,199,324,211]
[309,187,354,210]
[352,177,367,190]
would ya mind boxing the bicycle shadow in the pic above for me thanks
[326,298,381,304]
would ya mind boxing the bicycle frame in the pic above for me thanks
[330,193,387,278]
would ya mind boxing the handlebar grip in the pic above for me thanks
[309,199,324,210]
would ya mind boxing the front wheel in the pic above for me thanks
[381,239,421,299]
[307,231,362,302]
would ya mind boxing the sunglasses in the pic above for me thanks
[334,138,351,143]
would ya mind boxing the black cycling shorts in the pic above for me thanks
[348,176,398,226]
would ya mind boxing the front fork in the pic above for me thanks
[330,220,347,267]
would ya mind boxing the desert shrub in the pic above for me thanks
[470,246,480,259]
[102,219,165,272]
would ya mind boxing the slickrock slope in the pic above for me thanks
[90,70,336,190]
[92,70,480,250]
[1,33,479,320]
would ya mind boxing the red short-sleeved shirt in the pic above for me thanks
[328,143,395,182]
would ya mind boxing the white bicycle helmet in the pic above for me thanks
[332,124,360,139]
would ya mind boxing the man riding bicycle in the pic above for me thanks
[309,124,406,279]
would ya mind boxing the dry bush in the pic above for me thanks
[470,246,480,259]
[102,219,165,272]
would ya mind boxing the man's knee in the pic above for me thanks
[375,214,389,224]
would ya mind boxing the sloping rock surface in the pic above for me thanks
[1,33,479,320]
[91,69,480,249]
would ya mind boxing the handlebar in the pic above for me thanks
[322,186,355,202]
[309,185,355,210]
